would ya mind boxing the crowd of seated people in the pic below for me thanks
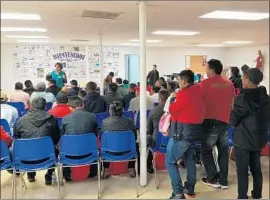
[1,60,270,200]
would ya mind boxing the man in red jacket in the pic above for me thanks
[48,92,71,118]
[0,126,13,147]
[166,70,204,199]
[200,59,235,189]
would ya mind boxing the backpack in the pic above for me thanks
[159,112,171,136]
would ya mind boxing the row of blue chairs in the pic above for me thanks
[0,131,139,199]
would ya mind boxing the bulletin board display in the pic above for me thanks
[11,45,120,87]
[185,55,207,73]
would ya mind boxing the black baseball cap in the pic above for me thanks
[245,68,263,85]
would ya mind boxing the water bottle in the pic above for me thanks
[52,172,57,184]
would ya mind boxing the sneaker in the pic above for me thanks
[45,178,52,185]
[129,168,136,178]
[147,166,154,174]
[221,185,228,189]
[102,169,111,179]
[183,181,196,198]
[27,177,36,182]
[169,193,186,199]
[201,177,221,188]
[251,190,262,199]
[64,176,72,182]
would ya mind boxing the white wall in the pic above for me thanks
[1,43,269,94]
[224,45,269,93]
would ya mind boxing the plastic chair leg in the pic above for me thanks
[56,166,61,199]
[12,169,17,199]
[135,157,139,198]
[59,165,64,186]
[153,153,159,189]
[98,161,101,199]
[20,174,27,190]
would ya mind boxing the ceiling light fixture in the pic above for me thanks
[17,40,50,43]
[196,44,224,47]
[1,27,47,32]
[130,39,162,43]
[199,10,269,20]
[223,41,253,44]
[1,13,41,20]
[6,35,49,39]
[151,31,200,36]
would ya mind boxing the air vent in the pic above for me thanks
[81,10,123,19]
[71,39,89,42]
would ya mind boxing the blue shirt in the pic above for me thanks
[30,91,56,104]
[51,71,66,88]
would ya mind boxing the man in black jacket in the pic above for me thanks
[104,83,124,105]
[123,83,137,109]
[84,81,107,113]
[230,68,270,199]
[61,96,98,181]
[14,97,60,185]
[147,64,159,86]
[46,79,60,97]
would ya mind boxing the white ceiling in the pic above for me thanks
[1,1,269,47]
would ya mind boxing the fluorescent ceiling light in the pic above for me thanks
[130,39,162,43]
[119,43,139,46]
[199,10,269,20]
[1,13,41,20]
[152,31,200,36]
[223,41,253,44]
[196,44,224,47]
[1,27,46,32]
[6,35,49,39]
[17,40,50,43]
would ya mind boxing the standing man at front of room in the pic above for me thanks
[147,64,160,86]
[166,70,204,199]
[200,59,235,189]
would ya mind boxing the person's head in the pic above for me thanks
[230,67,240,77]
[178,70,195,89]
[153,64,157,71]
[15,82,23,90]
[55,62,63,72]
[109,83,118,93]
[0,92,8,103]
[109,101,123,117]
[116,78,123,85]
[68,96,84,111]
[159,90,170,104]
[129,83,137,93]
[86,81,97,92]
[61,86,69,94]
[123,80,129,85]
[108,72,114,79]
[206,59,223,77]
[48,79,56,87]
[24,80,33,89]
[241,64,250,74]
[242,68,263,89]
[36,82,46,92]
[70,80,78,88]
[159,77,165,83]
[167,81,177,92]
[31,97,46,110]
[155,79,163,88]
[56,91,68,104]
[78,90,87,99]
[258,50,262,56]
[152,85,161,94]
[46,74,52,82]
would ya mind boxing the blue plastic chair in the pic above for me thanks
[149,132,169,189]
[0,141,12,171]
[59,133,100,198]
[123,111,134,120]
[95,112,110,128]
[45,102,53,111]
[57,118,63,128]
[1,119,11,136]
[100,131,139,197]
[7,102,27,117]
[13,136,60,198]
[135,110,150,129]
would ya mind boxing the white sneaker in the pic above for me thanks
[221,185,229,189]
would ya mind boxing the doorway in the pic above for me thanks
[125,54,140,84]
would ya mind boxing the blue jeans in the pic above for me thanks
[166,138,196,195]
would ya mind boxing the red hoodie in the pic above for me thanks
[48,104,72,118]
[169,84,204,124]
[0,126,13,147]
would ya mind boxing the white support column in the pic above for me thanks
[99,33,104,95]
[139,0,147,187]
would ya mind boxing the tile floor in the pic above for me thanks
[1,157,269,199]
